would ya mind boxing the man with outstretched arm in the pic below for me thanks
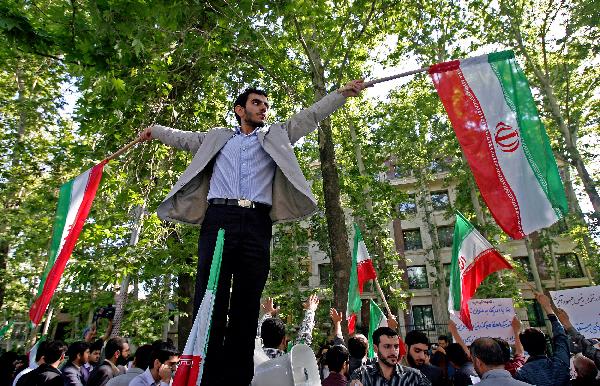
[139,80,367,385]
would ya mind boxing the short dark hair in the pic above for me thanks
[438,335,449,343]
[470,338,505,366]
[43,340,67,363]
[151,341,180,364]
[261,318,286,348]
[134,344,153,370]
[373,327,398,346]
[35,340,49,362]
[493,338,511,363]
[405,330,429,348]
[519,328,547,356]
[105,337,127,359]
[326,345,349,373]
[447,343,470,366]
[90,339,104,353]
[348,334,368,359]
[67,341,90,361]
[233,88,268,124]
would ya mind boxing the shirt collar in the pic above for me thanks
[235,126,258,136]
[143,368,159,385]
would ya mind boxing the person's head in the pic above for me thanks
[233,88,269,127]
[67,341,90,366]
[405,330,429,367]
[493,338,511,364]
[325,345,349,375]
[261,317,287,350]
[469,338,505,376]
[373,327,400,368]
[105,337,130,366]
[348,334,368,360]
[43,340,67,368]
[446,343,470,368]
[89,339,104,365]
[150,341,180,378]
[132,344,153,370]
[519,328,547,356]
[573,353,599,382]
[437,335,449,349]
[34,340,49,364]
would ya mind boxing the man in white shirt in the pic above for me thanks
[129,342,180,386]
[105,344,153,386]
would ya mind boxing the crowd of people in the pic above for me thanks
[1,292,599,386]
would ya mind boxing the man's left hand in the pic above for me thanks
[338,79,369,97]
[303,294,319,312]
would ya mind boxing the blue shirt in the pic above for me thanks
[207,127,276,205]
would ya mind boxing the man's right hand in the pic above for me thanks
[139,126,154,141]
[261,297,279,316]
[535,292,555,315]
[330,308,343,324]
[555,308,573,329]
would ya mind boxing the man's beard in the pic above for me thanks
[116,355,129,367]
[406,353,423,368]
[380,355,399,368]
[248,118,265,128]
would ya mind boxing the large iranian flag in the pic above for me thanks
[429,51,568,239]
[347,224,378,334]
[173,229,224,386]
[449,212,512,330]
[29,161,107,326]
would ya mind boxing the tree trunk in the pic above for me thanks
[0,241,7,311]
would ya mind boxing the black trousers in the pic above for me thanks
[193,204,272,386]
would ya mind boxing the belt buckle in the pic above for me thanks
[238,199,252,208]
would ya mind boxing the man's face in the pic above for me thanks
[78,349,90,366]
[438,339,448,349]
[121,343,131,359]
[237,93,269,128]
[407,343,428,367]
[89,349,101,364]
[154,355,180,375]
[374,335,400,368]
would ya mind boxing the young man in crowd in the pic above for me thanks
[106,344,153,386]
[350,327,431,386]
[469,337,532,386]
[87,337,130,386]
[322,345,350,386]
[16,340,67,386]
[129,341,180,386]
[61,341,90,386]
[81,339,105,384]
[446,343,477,386]
[404,330,444,386]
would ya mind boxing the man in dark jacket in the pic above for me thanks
[62,341,89,386]
[86,337,130,386]
[17,340,67,386]
[405,330,444,386]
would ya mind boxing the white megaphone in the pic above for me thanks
[252,344,321,386]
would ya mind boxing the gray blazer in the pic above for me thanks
[151,91,347,226]
[477,369,533,386]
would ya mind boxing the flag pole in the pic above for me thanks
[373,278,392,317]
[104,137,143,162]
[364,66,430,87]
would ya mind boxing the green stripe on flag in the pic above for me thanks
[488,52,568,218]
[450,212,472,311]
[368,300,385,359]
[0,322,13,340]
[37,181,73,297]
[347,224,362,316]
[206,229,225,292]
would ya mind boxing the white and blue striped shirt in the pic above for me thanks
[207,127,276,205]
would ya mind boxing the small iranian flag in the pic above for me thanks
[367,300,387,359]
[449,212,512,330]
[29,161,107,326]
[173,229,224,386]
[347,224,378,334]
[429,51,568,239]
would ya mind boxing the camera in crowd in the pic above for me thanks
[92,304,116,322]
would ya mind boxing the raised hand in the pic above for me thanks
[338,79,369,97]
[303,294,319,312]
[261,297,280,316]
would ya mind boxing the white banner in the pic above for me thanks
[550,285,600,339]
[450,298,515,345]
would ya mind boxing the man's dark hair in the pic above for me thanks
[325,345,349,373]
[373,327,398,346]
[67,341,90,361]
[261,317,286,348]
[470,338,505,366]
[404,330,429,348]
[438,335,449,343]
[233,88,268,124]
[43,340,67,364]
[134,344,153,370]
[105,337,127,359]
[348,335,368,359]
[150,341,180,365]
[90,339,104,353]
[519,328,547,356]
[493,338,511,363]
[35,340,49,362]
[446,343,470,367]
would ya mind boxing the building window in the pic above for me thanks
[430,190,450,211]
[394,165,413,179]
[525,300,545,327]
[407,266,429,289]
[412,305,435,330]
[428,159,449,174]
[398,193,417,216]
[556,253,584,279]
[513,256,534,281]
[437,225,453,248]
[319,263,332,286]
[403,229,423,250]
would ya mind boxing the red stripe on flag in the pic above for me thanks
[173,354,201,386]
[29,162,106,325]
[357,260,377,293]
[348,313,357,335]
[459,249,513,330]
[429,64,525,238]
